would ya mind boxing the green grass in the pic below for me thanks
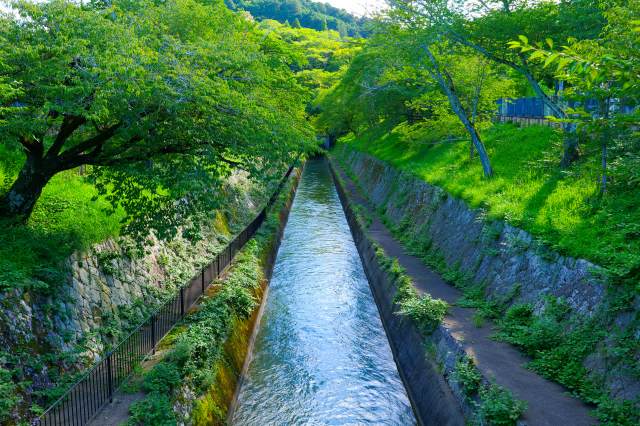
[338,122,640,279]
[0,145,123,293]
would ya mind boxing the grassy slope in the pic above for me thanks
[0,145,123,291]
[339,122,640,277]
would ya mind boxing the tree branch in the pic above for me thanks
[19,135,44,159]
[58,122,122,162]
[46,114,87,159]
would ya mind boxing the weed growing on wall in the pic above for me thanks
[452,355,527,426]
[453,357,481,398]
[478,383,527,426]
[397,287,448,334]
[372,245,448,333]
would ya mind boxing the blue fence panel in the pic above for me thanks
[497,97,547,118]
[498,97,636,119]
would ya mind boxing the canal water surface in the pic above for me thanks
[230,159,415,425]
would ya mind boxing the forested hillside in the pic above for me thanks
[224,0,368,36]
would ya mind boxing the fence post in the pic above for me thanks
[202,269,205,293]
[151,315,156,354]
[180,287,185,317]
[107,354,114,403]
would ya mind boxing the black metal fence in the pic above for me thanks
[33,164,296,426]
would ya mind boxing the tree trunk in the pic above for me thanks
[444,89,493,176]
[600,138,607,195]
[469,62,486,160]
[560,127,580,167]
[0,156,55,220]
[600,96,611,195]
[423,46,494,177]
[521,65,564,118]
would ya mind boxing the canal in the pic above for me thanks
[230,158,415,425]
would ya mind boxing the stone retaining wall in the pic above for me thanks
[339,150,606,318]
[0,171,273,400]
[335,149,640,405]
[329,159,468,426]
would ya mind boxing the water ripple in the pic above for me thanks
[230,159,415,426]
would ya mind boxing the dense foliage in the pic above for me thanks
[0,0,312,237]
[320,0,640,281]
[257,19,362,96]
[225,0,368,36]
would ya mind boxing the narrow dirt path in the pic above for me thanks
[333,161,595,426]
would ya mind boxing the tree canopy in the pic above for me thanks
[0,0,313,238]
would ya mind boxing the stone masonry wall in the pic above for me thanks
[340,150,607,317]
[0,171,269,373]
[338,149,640,403]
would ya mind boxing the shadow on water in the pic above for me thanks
[230,158,415,425]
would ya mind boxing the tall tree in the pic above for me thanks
[509,0,640,194]
[380,11,495,176]
[0,0,313,234]
[388,0,605,166]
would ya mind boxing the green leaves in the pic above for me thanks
[478,383,527,426]
[0,0,313,235]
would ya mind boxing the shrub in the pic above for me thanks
[398,292,448,333]
[453,357,482,398]
[143,363,181,394]
[127,393,177,426]
[479,383,527,426]
[495,302,565,356]
[0,368,19,422]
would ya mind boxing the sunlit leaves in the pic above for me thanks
[0,0,314,236]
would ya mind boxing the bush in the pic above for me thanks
[479,383,527,426]
[0,368,19,422]
[495,302,565,356]
[398,292,448,333]
[127,393,177,426]
[143,363,181,394]
[453,357,482,398]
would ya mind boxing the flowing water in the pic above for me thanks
[230,159,415,425]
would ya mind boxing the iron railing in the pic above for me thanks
[33,163,297,426]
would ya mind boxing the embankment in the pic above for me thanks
[331,147,639,421]
[0,170,283,422]
[328,159,467,426]
[124,165,303,426]
[191,166,303,425]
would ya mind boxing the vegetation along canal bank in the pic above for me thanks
[95,164,304,425]
[329,148,638,424]
[1,0,639,424]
